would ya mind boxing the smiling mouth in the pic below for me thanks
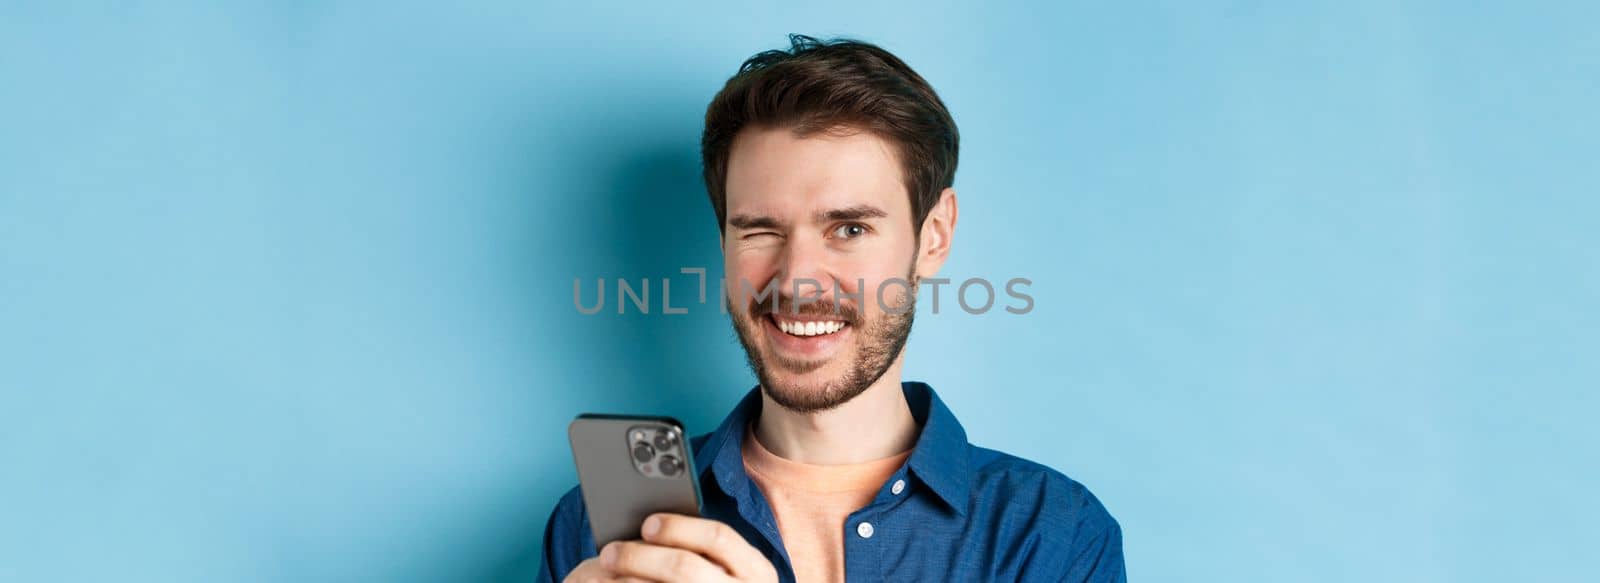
[766,313,850,337]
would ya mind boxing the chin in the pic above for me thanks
[759,364,864,413]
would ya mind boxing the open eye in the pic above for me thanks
[831,223,870,240]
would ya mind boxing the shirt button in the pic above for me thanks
[891,479,906,495]
[856,521,875,539]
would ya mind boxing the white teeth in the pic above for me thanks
[776,319,846,337]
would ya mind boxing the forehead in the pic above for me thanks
[724,127,908,219]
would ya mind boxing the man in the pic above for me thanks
[540,35,1124,582]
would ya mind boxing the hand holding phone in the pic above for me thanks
[564,414,777,582]
[567,414,702,547]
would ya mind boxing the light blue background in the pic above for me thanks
[2,2,1596,581]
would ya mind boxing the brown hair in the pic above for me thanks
[701,34,960,234]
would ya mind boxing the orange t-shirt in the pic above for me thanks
[741,429,913,583]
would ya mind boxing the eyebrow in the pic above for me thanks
[726,204,889,231]
[727,214,782,230]
[816,205,888,223]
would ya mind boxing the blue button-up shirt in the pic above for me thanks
[538,382,1126,582]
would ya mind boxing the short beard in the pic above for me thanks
[727,269,918,414]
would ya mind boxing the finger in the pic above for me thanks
[640,513,773,580]
[601,540,733,582]
[562,557,635,583]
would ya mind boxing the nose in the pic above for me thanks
[774,236,831,305]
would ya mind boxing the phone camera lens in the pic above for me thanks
[657,455,682,477]
[653,430,678,451]
[631,442,655,463]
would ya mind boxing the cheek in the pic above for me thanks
[725,248,779,292]
[835,256,915,312]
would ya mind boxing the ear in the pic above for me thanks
[915,188,958,279]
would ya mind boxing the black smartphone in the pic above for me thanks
[567,414,703,547]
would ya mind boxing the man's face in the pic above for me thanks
[721,127,923,413]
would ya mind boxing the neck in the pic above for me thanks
[753,355,918,465]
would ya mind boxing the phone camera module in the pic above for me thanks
[625,424,685,480]
[657,455,682,477]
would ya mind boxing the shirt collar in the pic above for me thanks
[900,381,972,515]
[695,381,971,516]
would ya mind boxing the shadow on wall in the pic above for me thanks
[558,140,742,426]
[474,104,747,582]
